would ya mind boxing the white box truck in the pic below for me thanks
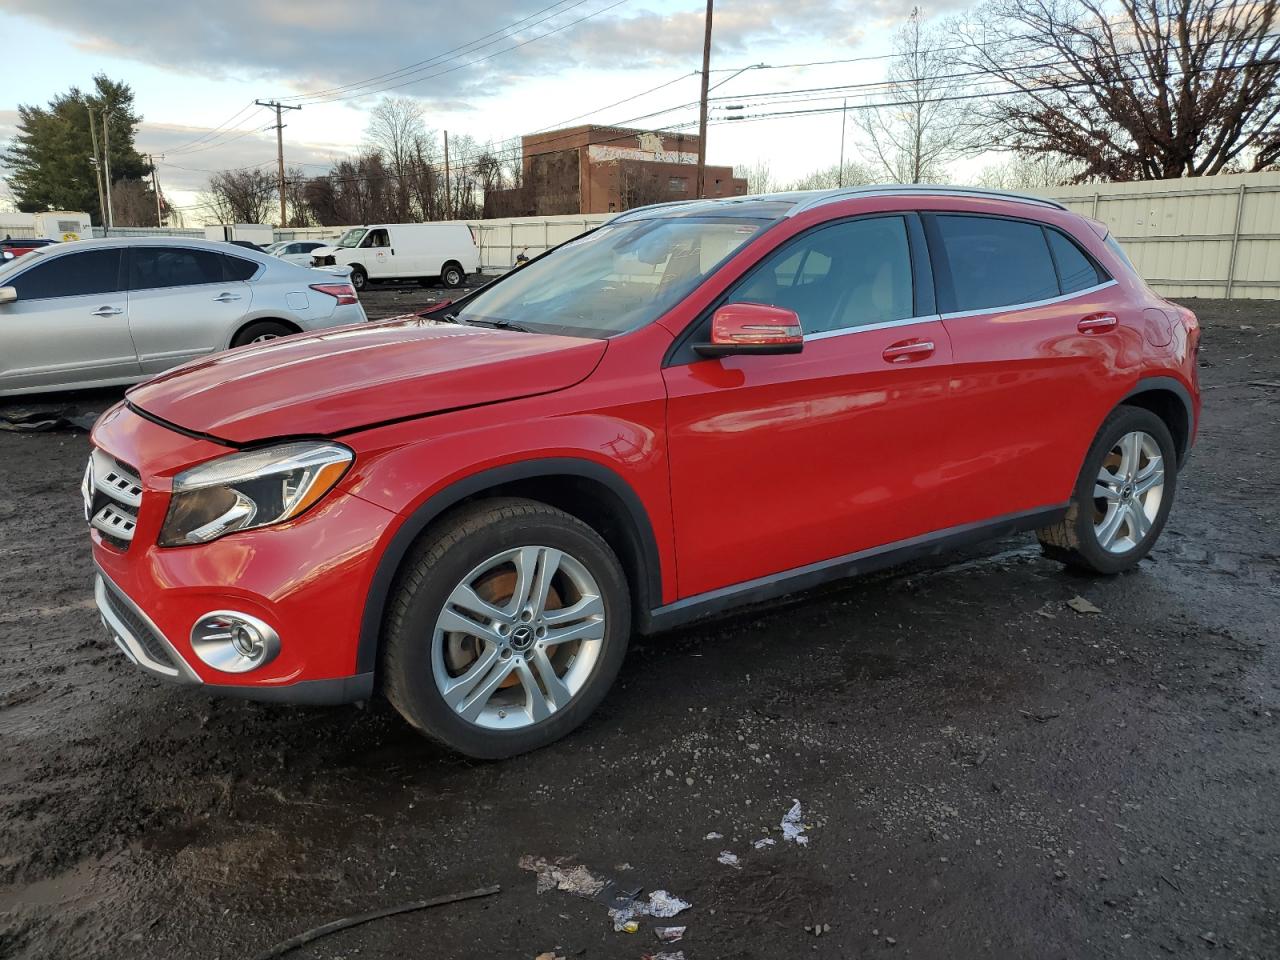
[204,224,275,248]
[310,223,480,291]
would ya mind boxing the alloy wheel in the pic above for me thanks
[431,545,605,730]
[1092,430,1165,553]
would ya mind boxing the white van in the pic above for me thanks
[311,223,480,291]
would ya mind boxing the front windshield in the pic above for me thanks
[336,228,367,249]
[455,217,766,339]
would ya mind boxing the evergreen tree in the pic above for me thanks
[3,74,151,223]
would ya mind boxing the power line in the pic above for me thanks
[305,0,630,105]
[280,0,596,103]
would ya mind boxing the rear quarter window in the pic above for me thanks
[1046,228,1106,293]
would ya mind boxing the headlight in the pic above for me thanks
[159,441,352,546]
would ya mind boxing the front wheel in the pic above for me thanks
[381,499,631,758]
[349,265,368,291]
[1037,406,1177,574]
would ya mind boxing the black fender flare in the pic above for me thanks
[1123,375,1195,466]
[355,457,663,675]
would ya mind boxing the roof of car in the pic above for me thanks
[608,184,1069,224]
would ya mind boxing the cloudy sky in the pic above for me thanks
[0,0,975,220]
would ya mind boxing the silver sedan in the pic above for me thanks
[0,236,367,396]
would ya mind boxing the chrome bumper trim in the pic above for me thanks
[94,569,202,684]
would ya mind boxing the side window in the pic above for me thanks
[10,249,122,300]
[1046,228,1105,294]
[130,248,226,290]
[724,216,914,335]
[934,215,1060,312]
[362,229,390,248]
[223,255,259,281]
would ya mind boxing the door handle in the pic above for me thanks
[213,292,242,303]
[1077,313,1118,333]
[90,306,123,317]
[882,338,935,363]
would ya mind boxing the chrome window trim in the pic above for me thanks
[94,570,202,684]
[803,313,942,343]
[938,279,1117,321]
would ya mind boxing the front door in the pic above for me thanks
[662,214,956,598]
[0,247,139,392]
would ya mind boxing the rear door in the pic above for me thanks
[126,246,253,374]
[662,213,956,597]
[925,212,1132,527]
[0,247,139,391]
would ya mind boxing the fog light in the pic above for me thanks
[191,611,280,673]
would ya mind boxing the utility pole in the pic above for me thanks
[695,0,714,199]
[102,109,115,230]
[838,99,847,188]
[146,154,164,226]
[86,103,107,232]
[256,99,302,226]
[443,130,452,220]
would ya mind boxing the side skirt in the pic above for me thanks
[642,504,1068,634]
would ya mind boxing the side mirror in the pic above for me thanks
[694,302,803,358]
[0,286,16,305]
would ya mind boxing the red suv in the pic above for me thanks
[86,187,1200,758]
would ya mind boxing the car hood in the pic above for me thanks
[126,317,607,445]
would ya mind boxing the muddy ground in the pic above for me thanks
[1,296,1277,960]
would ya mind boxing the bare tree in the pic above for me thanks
[365,97,427,221]
[857,8,979,183]
[788,161,879,190]
[976,153,1082,189]
[956,0,1280,179]
[204,168,276,224]
[734,160,780,194]
[109,178,167,227]
[281,165,312,227]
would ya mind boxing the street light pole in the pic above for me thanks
[695,0,714,199]
[86,103,107,231]
[838,99,848,188]
[102,108,115,230]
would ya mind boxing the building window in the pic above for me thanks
[668,177,688,193]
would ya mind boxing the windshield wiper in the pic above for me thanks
[464,317,532,333]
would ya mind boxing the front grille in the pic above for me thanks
[99,577,176,669]
[85,449,143,551]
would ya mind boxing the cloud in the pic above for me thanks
[6,0,963,103]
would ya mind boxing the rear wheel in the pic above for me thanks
[382,499,630,759]
[441,262,465,288]
[1038,406,1177,574]
[231,319,294,347]
[349,265,368,291]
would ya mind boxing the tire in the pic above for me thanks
[231,319,295,348]
[382,498,631,759]
[441,262,465,288]
[1037,405,1178,574]
[349,265,368,291]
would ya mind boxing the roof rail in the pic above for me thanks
[787,184,1069,215]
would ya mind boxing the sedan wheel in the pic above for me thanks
[432,546,605,729]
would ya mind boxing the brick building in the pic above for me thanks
[485,125,748,217]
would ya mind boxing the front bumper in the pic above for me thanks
[94,569,373,703]
[88,402,396,705]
